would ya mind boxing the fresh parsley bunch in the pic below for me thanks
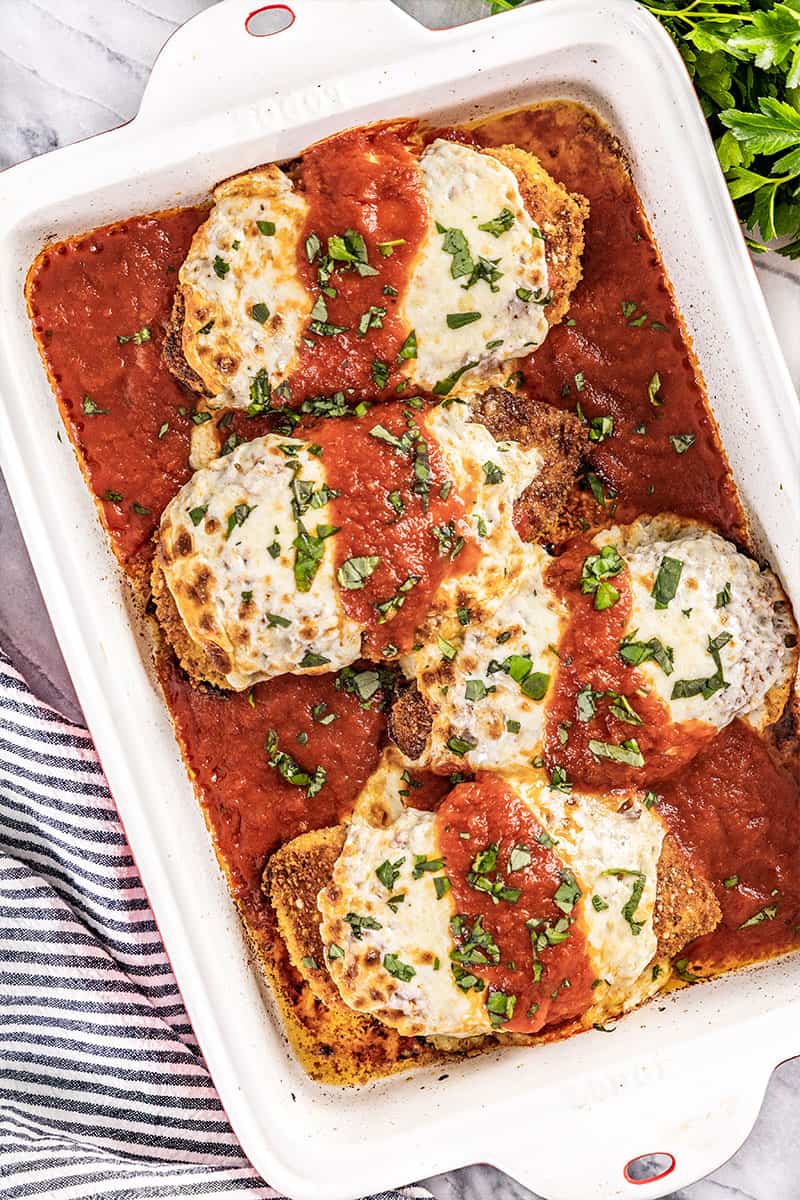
[484,0,800,257]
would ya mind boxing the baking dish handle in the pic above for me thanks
[135,0,434,128]
[489,1047,775,1199]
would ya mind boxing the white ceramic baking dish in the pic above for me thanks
[1,1,799,1197]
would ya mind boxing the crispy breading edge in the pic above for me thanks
[480,142,589,327]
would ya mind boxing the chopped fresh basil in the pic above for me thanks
[433,360,479,396]
[213,255,230,279]
[588,738,645,767]
[553,869,581,914]
[648,372,662,406]
[265,728,326,798]
[257,220,276,236]
[397,330,417,361]
[652,555,683,609]
[305,232,321,262]
[376,857,405,891]
[438,225,474,279]
[438,636,458,661]
[550,765,572,793]
[337,556,380,590]
[344,912,382,939]
[251,302,270,324]
[508,844,532,873]
[117,325,151,346]
[576,684,598,722]
[673,958,701,983]
[387,490,405,516]
[412,855,445,880]
[299,650,330,669]
[588,415,614,442]
[482,460,504,485]
[487,989,517,1026]
[374,574,420,623]
[716,581,732,608]
[447,733,478,758]
[671,631,732,700]
[606,692,643,726]
[670,432,696,454]
[446,311,481,329]
[81,395,107,416]
[477,208,515,237]
[247,367,272,416]
[739,903,778,929]
[378,238,406,257]
[187,504,207,527]
[225,502,255,540]
[293,522,339,592]
[465,678,489,702]
[358,305,386,337]
[586,471,616,508]
[580,545,624,610]
[619,633,674,675]
[434,877,451,900]
[621,872,646,934]
[372,360,389,388]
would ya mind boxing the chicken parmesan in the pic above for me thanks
[25,99,800,1085]
[392,515,796,783]
[152,394,585,689]
[165,127,587,433]
[310,751,718,1040]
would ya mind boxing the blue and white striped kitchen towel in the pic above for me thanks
[0,648,431,1200]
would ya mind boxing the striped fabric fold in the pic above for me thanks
[0,649,430,1200]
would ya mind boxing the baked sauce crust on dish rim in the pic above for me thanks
[24,100,800,1085]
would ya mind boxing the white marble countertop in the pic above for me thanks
[1,3,799,1198]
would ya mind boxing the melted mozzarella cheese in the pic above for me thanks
[408,546,565,771]
[519,779,664,1001]
[179,166,310,408]
[319,753,489,1039]
[606,516,796,731]
[401,140,550,395]
[412,402,543,645]
[319,763,666,1039]
[158,434,361,689]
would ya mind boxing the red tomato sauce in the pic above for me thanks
[159,654,386,936]
[472,106,744,541]
[657,720,800,971]
[314,401,474,653]
[25,209,208,575]
[286,123,427,403]
[544,536,714,787]
[436,775,596,1034]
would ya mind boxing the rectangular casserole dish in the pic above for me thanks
[1,1,799,1197]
